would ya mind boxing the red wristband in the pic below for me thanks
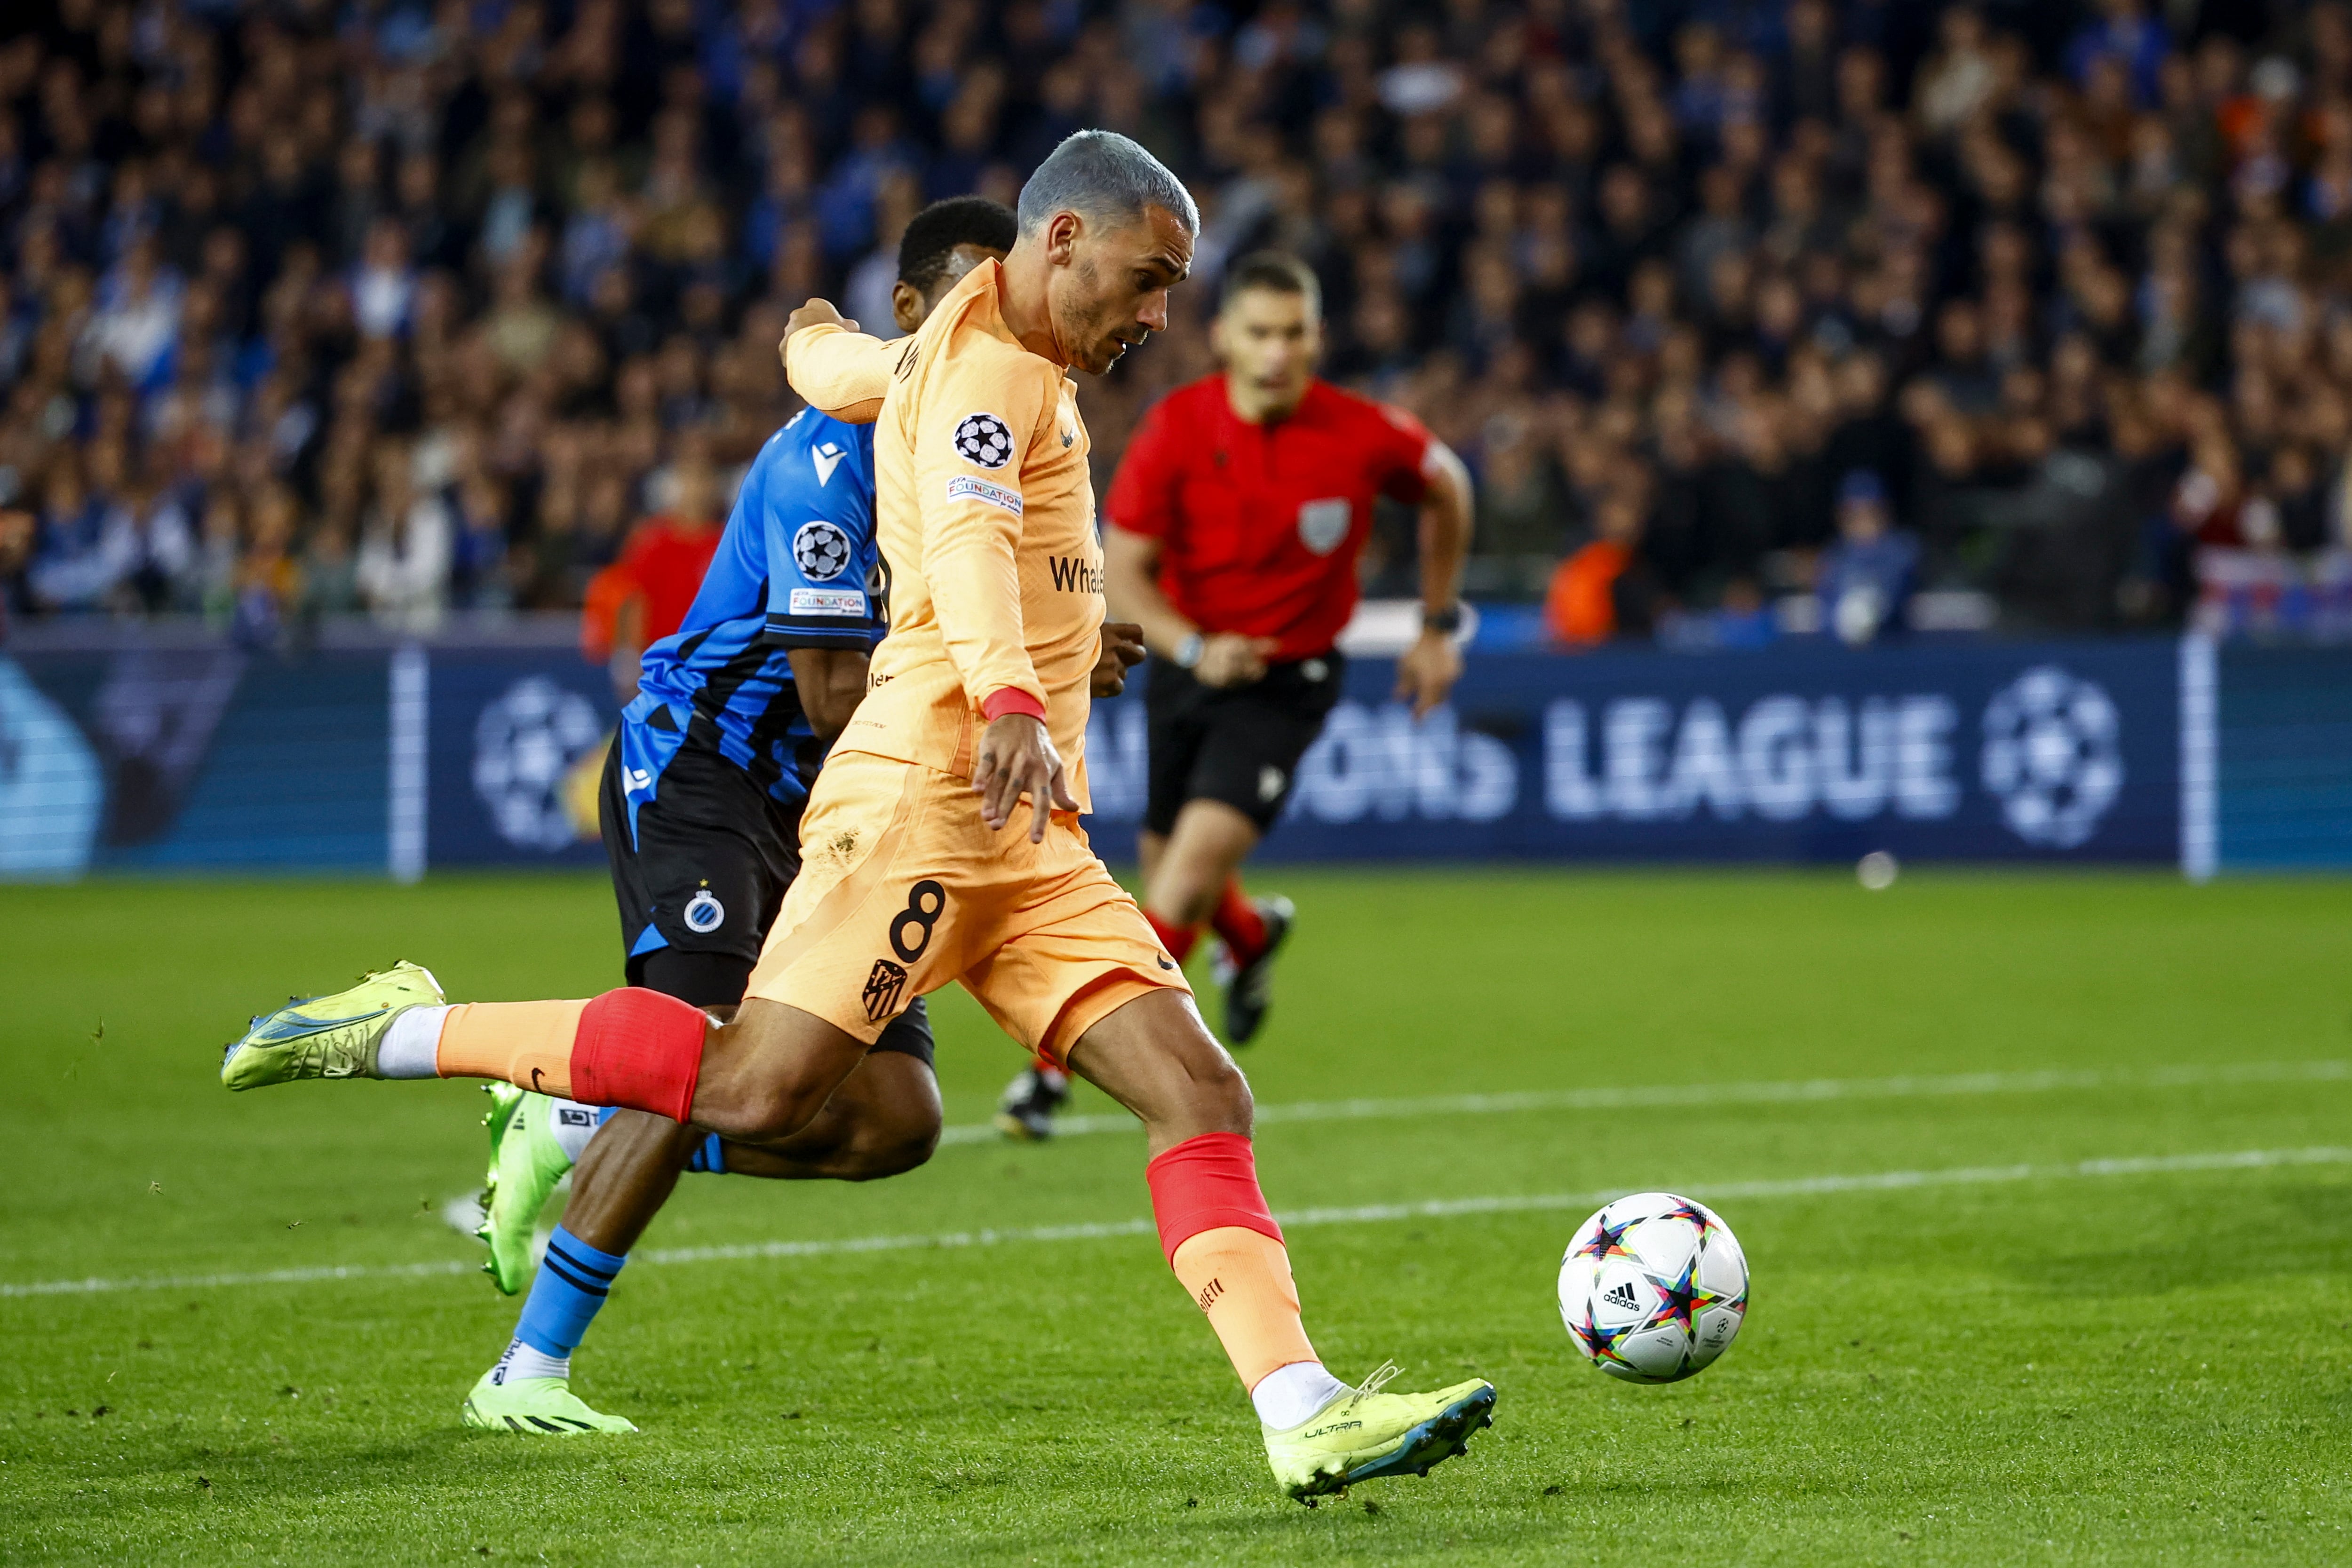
[980,688,1047,723]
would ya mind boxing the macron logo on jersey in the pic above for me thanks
[811,440,846,487]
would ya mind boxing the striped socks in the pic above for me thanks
[493,1226,627,1384]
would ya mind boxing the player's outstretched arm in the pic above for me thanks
[781,302,902,425]
[1395,438,1473,719]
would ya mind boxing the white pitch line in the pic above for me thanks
[934,1058,2352,1145]
[8,1145,2347,1300]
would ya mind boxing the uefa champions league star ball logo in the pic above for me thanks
[952,412,1014,469]
[793,519,853,581]
[1979,666,2124,849]
[473,677,605,851]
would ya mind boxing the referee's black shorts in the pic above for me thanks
[1143,652,1344,837]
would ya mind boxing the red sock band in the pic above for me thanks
[1211,878,1267,961]
[1147,909,1198,964]
[1145,1132,1283,1263]
[571,988,706,1123]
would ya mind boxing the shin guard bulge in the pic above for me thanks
[1147,1132,1318,1390]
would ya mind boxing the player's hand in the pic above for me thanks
[780,299,857,364]
[1091,622,1147,696]
[1394,628,1464,719]
[973,713,1080,843]
[1195,633,1279,689]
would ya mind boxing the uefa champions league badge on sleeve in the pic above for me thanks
[953,412,1015,468]
[684,887,725,934]
[793,519,854,581]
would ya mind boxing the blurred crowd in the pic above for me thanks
[1,0,2350,647]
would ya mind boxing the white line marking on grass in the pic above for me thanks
[9,1145,2347,1299]
[934,1059,2352,1144]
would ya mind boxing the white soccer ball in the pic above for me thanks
[1558,1192,1748,1384]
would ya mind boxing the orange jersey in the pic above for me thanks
[786,260,1104,808]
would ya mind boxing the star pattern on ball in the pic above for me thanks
[1573,1213,1641,1261]
[1647,1254,1712,1338]
[1570,1301,1642,1368]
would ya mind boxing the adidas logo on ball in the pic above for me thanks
[1602,1282,1641,1311]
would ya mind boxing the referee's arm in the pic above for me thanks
[1396,438,1474,718]
[1103,526,1275,688]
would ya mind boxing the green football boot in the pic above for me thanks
[1261,1362,1496,1503]
[461,1371,636,1435]
[220,961,444,1092]
[476,1085,577,1295]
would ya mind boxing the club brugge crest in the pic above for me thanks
[1297,497,1350,555]
[683,888,725,933]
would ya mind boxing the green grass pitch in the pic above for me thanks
[5,867,2352,1565]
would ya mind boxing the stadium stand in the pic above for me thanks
[2,0,2350,645]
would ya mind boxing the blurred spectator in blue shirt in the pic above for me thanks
[352,218,419,341]
[83,237,183,395]
[2065,0,2169,105]
[1819,471,1919,646]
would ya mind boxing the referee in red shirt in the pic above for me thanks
[996,252,1472,1137]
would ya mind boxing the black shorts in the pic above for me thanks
[600,739,933,1064]
[1143,652,1344,836]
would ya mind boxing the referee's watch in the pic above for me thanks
[1172,632,1206,670]
[1422,604,1464,635]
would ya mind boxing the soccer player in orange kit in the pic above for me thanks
[220,131,1495,1501]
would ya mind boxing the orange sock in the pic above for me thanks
[1145,1132,1318,1392]
[434,1000,588,1098]
[429,989,707,1122]
[1169,1225,1318,1388]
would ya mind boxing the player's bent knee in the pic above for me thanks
[1070,990,1255,1140]
[816,1049,940,1179]
[693,1001,866,1142]
[1193,1051,1254,1130]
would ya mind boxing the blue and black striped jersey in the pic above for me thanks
[614,408,885,835]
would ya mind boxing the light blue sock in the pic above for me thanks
[511,1226,628,1364]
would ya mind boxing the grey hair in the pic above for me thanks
[1015,129,1200,238]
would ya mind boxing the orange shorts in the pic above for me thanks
[745,749,1190,1065]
